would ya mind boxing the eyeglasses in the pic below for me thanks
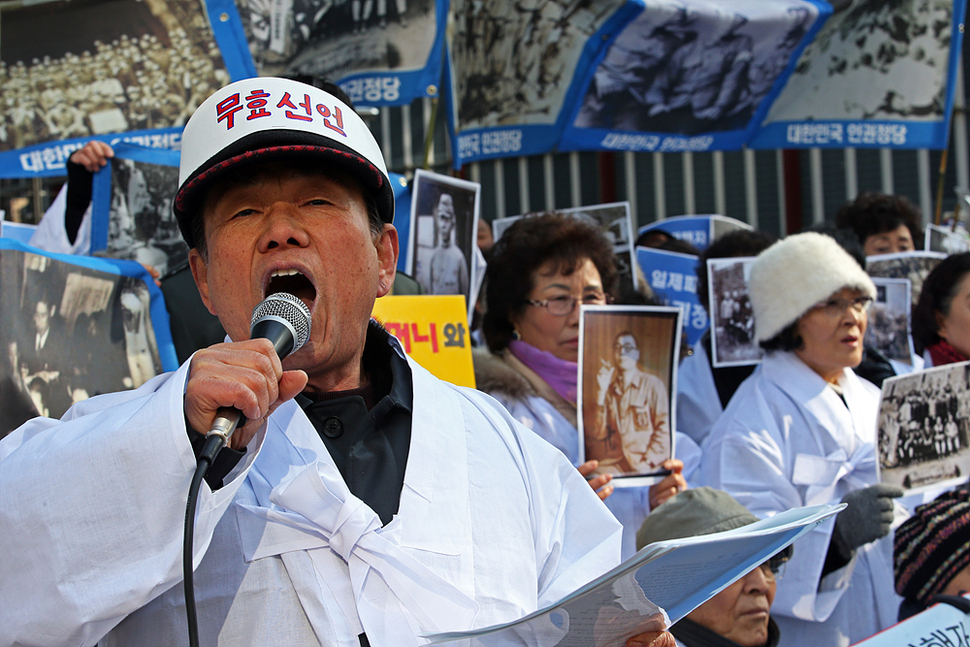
[757,551,791,582]
[527,292,610,316]
[811,295,873,317]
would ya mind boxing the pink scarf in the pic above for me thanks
[508,340,578,404]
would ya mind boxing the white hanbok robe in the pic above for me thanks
[699,351,900,647]
[0,342,621,647]
[675,339,722,447]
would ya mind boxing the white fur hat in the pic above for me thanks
[748,232,876,343]
[173,77,393,248]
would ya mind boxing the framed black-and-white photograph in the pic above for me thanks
[866,277,915,368]
[578,305,681,483]
[707,256,761,367]
[91,143,185,278]
[407,169,480,319]
[866,251,947,314]
[878,361,970,494]
[925,223,970,255]
[0,239,177,439]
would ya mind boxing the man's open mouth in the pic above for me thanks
[265,269,316,308]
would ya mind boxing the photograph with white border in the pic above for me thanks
[407,169,480,319]
[878,360,970,494]
[866,277,915,367]
[578,304,681,481]
[707,256,762,367]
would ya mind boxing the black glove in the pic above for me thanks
[833,483,904,556]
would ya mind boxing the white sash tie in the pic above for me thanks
[239,461,479,646]
[793,444,875,507]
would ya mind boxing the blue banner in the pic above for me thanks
[227,0,448,107]
[560,0,828,155]
[445,0,642,168]
[638,214,752,252]
[749,0,967,150]
[636,246,707,346]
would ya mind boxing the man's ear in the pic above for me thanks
[188,248,217,315]
[376,224,399,298]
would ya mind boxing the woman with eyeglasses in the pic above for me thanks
[699,232,903,647]
[474,213,690,558]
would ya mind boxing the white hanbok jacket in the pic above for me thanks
[699,351,900,647]
[0,340,621,647]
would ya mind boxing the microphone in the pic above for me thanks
[200,292,312,460]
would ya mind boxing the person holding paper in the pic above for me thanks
[700,232,904,647]
[0,77,674,647]
[636,487,789,647]
[474,213,691,558]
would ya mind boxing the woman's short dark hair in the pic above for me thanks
[696,229,777,314]
[912,252,970,354]
[759,320,803,353]
[482,214,618,353]
[834,192,923,249]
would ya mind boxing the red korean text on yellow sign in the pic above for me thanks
[372,295,476,388]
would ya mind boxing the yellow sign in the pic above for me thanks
[372,295,476,388]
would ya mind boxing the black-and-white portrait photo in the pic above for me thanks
[0,248,164,438]
[764,0,954,123]
[707,256,761,367]
[879,361,970,493]
[235,0,436,84]
[866,251,947,314]
[103,156,185,277]
[925,223,970,255]
[578,305,680,480]
[574,0,817,135]
[866,277,915,366]
[0,0,230,151]
[408,169,479,309]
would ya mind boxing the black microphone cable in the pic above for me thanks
[182,293,310,647]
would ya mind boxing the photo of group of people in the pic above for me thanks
[706,256,761,367]
[879,361,970,492]
[0,247,164,438]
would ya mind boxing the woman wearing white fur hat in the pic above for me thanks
[699,232,904,647]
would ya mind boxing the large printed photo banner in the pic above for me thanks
[750,0,967,150]
[445,0,641,166]
[229,0,447,106]
[90,143,185,278]
[0,0,237,178]
[0,239,178,439]
[444,0,827,166]
[560,0,827,155]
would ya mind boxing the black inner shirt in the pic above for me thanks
[296,321,413,525]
